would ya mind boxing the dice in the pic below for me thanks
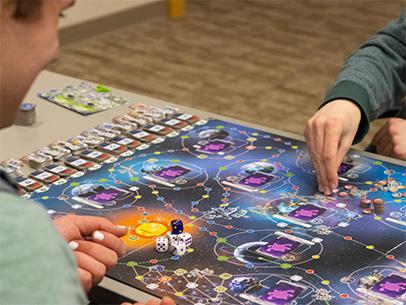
[166,232,178,246]
[172,241,187,256]
[155,237,169,253]
[177,232,192,247]
[170,219,184,234]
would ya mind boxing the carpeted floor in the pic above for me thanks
[49,0,406,150]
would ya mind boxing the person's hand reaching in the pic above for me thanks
[304,99,361,195]
[372,118,406,160]
[53,215,127,292]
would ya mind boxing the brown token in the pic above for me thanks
[373,198,384,205]
[374,208,384,215]
[360,198,371,208]
[362,208,372,215]
[338,192,348,198]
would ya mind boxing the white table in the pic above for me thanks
[1,70,404,303]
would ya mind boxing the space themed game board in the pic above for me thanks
[27,115,406,305]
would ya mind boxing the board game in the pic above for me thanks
[9,105,406,305]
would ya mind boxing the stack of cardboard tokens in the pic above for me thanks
[360,198,371,208]
[15,102,36,126]
[373,198,385,214]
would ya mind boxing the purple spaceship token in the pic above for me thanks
[199,140,231,153]
[257,237,300,258]
[153,165,191,181]
[88,188,127,205]
[371,274,406,299]
[260,281,304,305]
[288,203,326,222]
[238,172,274,187]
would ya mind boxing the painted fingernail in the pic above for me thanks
[93,231,104,241]
[69,241,79,250]
[117,225,127,229]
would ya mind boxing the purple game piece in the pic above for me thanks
[199,140,231,153]
[257,237,300,258]
[371,274,406,299]
[260,281,304,305]
[238,172,274,187]
[153,165,191,181]
[88,188,126,204]
[288,204,326,222]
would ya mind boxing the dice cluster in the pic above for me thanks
[155,220,192,256]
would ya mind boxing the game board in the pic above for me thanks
[27,117,406,305]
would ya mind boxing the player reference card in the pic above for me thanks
[39,83,130,115]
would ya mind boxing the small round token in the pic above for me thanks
[344,185,354,190]
[338,192,348,198]
[362,208,373,215]
[392,192,403,199]
[373,198,384,205]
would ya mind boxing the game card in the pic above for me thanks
[256,237,300,258]
[197,139,232,154]
[80,149,109,162]
[98,143,127,155]
[16,177,43,191]
[73,186,129,207]
[29,170,59,184]
[160,118,188,129]
[259,281,304,305]
[128,130,156,143]
[238,172,275,188]
[65,156,94,170]
[143,124,173,136]
[371,274,406,299]
[288,203,326,222]
[173,113,199,124]
[111,136,141,149]
[45,164,76,177]
[152,165,191,181]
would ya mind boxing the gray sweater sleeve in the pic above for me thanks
[0,192,88,305]
[322,7,406,143]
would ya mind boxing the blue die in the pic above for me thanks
[170,219,184,234]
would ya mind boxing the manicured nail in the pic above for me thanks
[69,241,79,250]
[117,225,127,229]
[93,231,104,241]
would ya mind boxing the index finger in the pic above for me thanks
[322,122,341,192]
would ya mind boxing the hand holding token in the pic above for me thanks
[304,99,361,195]
[372,118,406,159]
[53,215,127,292]
[121,297,176,305]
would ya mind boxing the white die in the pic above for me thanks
[172,241,187,256]
[177,232,192,247]
[155,237,169,253]
[166,232,178,246]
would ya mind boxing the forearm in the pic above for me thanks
[322,8,406,143]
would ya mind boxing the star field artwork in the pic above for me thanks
[28,118,406,305]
